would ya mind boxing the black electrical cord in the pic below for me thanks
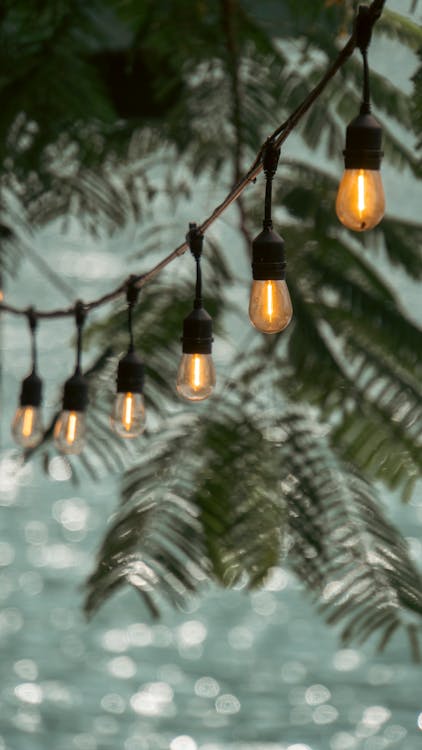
[74,301,86,375]
[126,275,140,352]
[0,0,386,322]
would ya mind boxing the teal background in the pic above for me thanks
[0,4,422,748]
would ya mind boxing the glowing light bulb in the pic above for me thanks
[54,410,86,455]
[112,348,146,438]
[176,353,216,401]
[55,367,88,455]
[337,112,384,232]
[336,168,385,231]
[11,405,43,448]
[249,279,292,334]
[111,391,146,438]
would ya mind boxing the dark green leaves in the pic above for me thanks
[84,405,422,658]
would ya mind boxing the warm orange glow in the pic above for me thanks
[176,353,216,401]
[123,392,133,430]
[193,355,202,389]
[22,407,34,438]
[336,168,385,231]
[66,412,77,444]
[249,279,293,334]
[357,171,365,214]
[266,281,274,321]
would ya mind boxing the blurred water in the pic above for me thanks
[1,12,422,748]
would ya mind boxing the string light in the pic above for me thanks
[249,141,292,334]
[54,302,88,455]
[0,1,387,455]
[176,224,216,401]
[11,308,44,448]
[111,278,146,437]
[336,5,385,231]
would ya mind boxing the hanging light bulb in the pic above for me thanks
[54,302,88,455]
[177,308,216,401]
[336,6,384,232]
[249,142,292,334]
[111,277,146,437]
[11,308,44,448]
[336,114,384,231]
[111,351,146,437]
[176,224,216,401]
[249,231,292,334]
[12,385,44,449]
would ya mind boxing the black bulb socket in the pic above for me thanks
[62,370,89,412]
[252,226,286,281]
[181,306,213,355]
[343,112,383,170]
[20,371,42,408]
[116,349,144,394]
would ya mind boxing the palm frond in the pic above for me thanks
[84,401,422,657]
[379,8,422,50]
[277,409,422,657]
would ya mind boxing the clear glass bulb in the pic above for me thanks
[11,406,43,448]
[249,279,293,334]
[336,168,385,231]
[54,410,86,455]
[176,353,216,401]
[111,391,146,438]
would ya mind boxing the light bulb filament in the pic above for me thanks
[266,281,274,321]
[193,356,202,389]
[66,412,77,444]
[358,171,365,214]
[123,392,133,430]
[22,407,34,438]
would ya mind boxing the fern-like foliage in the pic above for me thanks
[3,0,422,657]
[84,404,422,659]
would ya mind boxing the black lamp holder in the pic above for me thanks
[343,5,383,171]
[251,141,286,282]
[181,223,213,355]
[62,301,89,412]
[116,276,144,394]
[19,307,42,408]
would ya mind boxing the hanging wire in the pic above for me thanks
[0,0,386,323]
[27,307,38,374]
[355,4,374,114]
[126,276,140,352]
[74,301,86,374]
[187,224,204,308]
[262,141,280,229]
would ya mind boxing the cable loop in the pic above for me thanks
[26,306,38,373]
[262,141,280,229]
[187,223,204,261]
[75,300,86,330]
[26,306,37,333]
[126,275,140,307]
[125,277,140,352]
[262,140,280,180]
[355,5,374,54]
[74,301,86,373]
[355,6,373,114]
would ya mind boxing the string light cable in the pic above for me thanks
[0,0,387,451]
[0,0,386,323]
